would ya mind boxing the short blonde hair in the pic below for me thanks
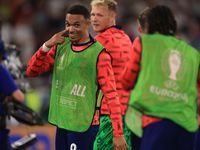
[91,0,118,14]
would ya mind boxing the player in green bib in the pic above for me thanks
[120,5,200,150]
[27,4,127,150]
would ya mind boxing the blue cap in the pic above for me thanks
[0,40,9,62]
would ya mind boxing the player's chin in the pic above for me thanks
[93,27,102,33]
[69,38,76,42]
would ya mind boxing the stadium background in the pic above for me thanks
[0,0,200,149]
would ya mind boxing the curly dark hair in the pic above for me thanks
[146,5,177,35]
[66,4,90,20]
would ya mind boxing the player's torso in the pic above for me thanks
[95,27,132,114]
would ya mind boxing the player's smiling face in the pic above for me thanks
[91,5,112,33]
[65,14,90,44]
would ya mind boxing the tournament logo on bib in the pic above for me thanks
[61,54,65,64]
[161,49,187,81]
[57,54,65,70]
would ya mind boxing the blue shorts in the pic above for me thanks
[0,129,12,150]
[55,125,99,150]
[140,119,196,150]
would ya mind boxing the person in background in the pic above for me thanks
[90,0,132,149]
[126,6,151,150]
[120,5,200,150]
[0,40,24,150]
[137,7,150,35]
[27,4,127,150]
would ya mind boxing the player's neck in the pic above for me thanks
[73,33,90,45]
[97,22,116,34]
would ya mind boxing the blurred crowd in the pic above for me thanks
[0,0,200,122]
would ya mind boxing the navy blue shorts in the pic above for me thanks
[131,132,141,150]
[55,125,99,150]
[139,119,196,150]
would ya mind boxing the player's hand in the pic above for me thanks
[45,29,68,48]
[113,137,128,150]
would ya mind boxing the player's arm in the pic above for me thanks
[0,66,24,103]
[120,36,141,91]
[97,50,128,150]
[11,89,24,103]
[26,45,56,77]
[27,29,68,77]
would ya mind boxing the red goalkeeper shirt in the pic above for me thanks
[120,36,200,128]
[95,26,132,115]
[26,35,124,137]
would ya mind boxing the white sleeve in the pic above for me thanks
[42,43,51,52]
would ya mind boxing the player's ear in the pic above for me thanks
[144,22,149,34]
[138,25,143,34]
[110,12,116,22]
[86,19,91,28]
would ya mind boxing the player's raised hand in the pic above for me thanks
[113,137,128,150]
[45,29,68,48]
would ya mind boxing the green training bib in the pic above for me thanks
[48,38,105,132]
[126,34,200,137]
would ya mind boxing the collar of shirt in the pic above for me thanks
[99,25,122,34]
[71,34,95,52]
[109,25,122,30]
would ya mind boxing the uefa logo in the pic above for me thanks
[161,49,187,81]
